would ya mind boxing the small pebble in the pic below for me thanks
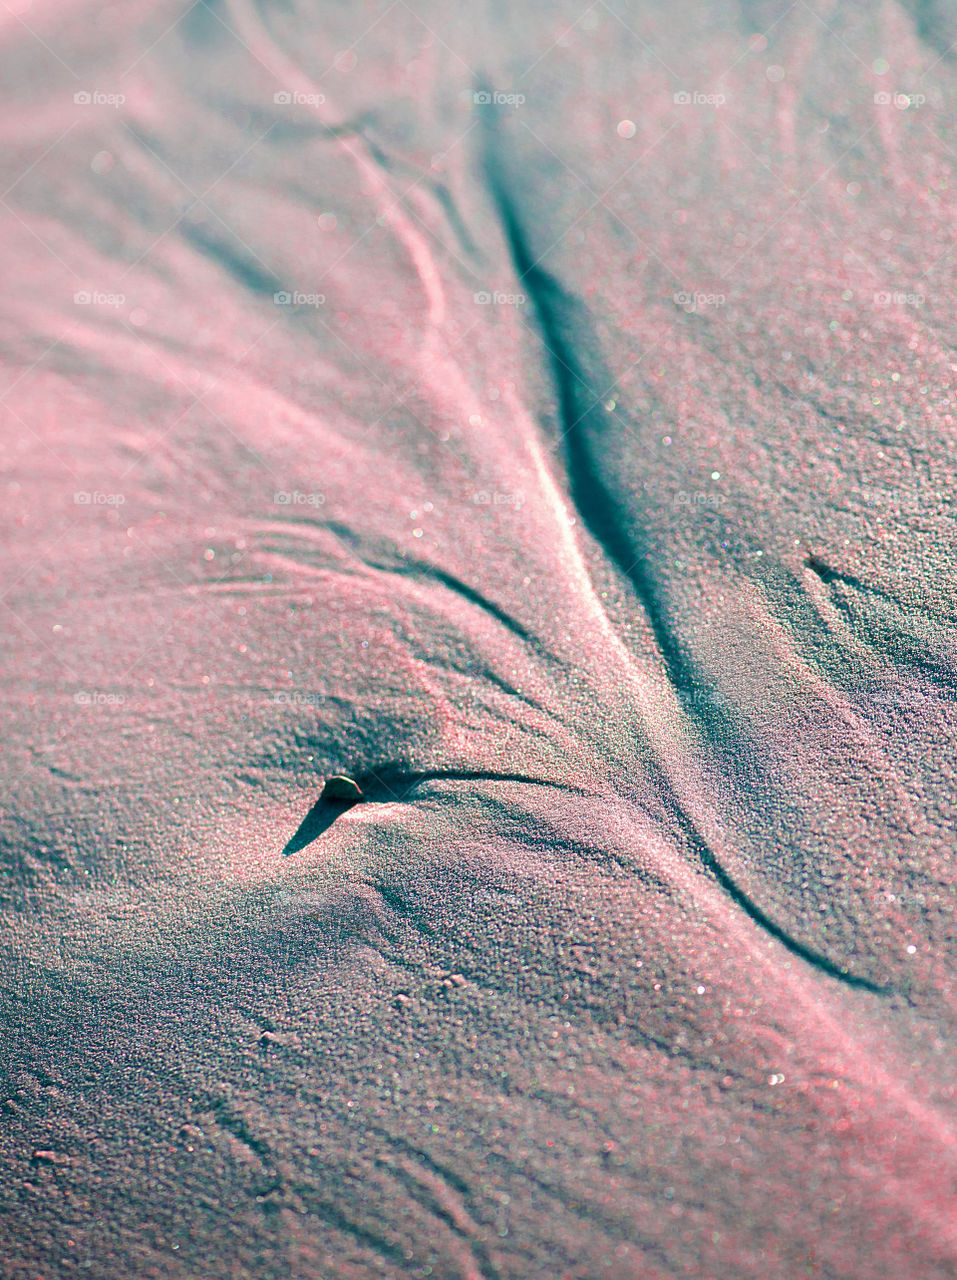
[321,775,363,802]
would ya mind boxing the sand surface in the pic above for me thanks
[1,2,956,1276]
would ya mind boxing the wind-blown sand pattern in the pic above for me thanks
[1,2,956,1277]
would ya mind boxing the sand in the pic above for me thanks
[1,1,955,1276]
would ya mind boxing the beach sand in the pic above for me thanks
[1,2,955,1276]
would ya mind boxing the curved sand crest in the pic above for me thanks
[0,1,955,1277]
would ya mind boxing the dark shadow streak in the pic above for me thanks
[480,130,891,997]
[404,562,538,648]
[672,807,891,994]
[313,520,541,651]
[897,0,957,60]
[479,139,698,698]
[282,798,359,853]
[180,218,284,297]
[806,553,881,598]
[283,769,584,855]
